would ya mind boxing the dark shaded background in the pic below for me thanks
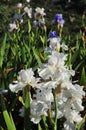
[0,0,86,42]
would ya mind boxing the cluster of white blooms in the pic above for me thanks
[8,1,32,32]
[8,0,46,32]
[9,30,85,129]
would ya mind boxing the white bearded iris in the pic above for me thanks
[9,68,38,93]
[33,89,54,103]
[9,22,18,32]
[64,109,83,124]
[18,68,35,84]
[38,51,68,80]
[48,37,61,52]
[30,100,48,124]
[16,3,22,9]
[26,0,30,3]
[24,7,32,18]
[35,7,46,17]
[63,120,76,130]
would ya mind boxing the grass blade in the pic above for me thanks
[0,95,16,130]
[0,34,7,67]
[76,117,85,130]
[32,47,42,67]
[80,67,86,85]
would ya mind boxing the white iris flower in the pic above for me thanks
[9,68,38,93]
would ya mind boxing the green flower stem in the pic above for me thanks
[41,115,49,130]
[59,27,63,37]
[24,90,31,130]
[48,109,55,126]
[38,123,42,130]
[52,89,58,130]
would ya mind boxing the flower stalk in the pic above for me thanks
[52,89,58,130]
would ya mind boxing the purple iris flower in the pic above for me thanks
[49,31,58,38]
[53,14,65,25]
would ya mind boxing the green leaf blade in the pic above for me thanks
[1,95,16,130]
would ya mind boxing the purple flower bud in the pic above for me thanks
[49,31,58,38]
[54,14,65,25]
[54,14,63,21]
